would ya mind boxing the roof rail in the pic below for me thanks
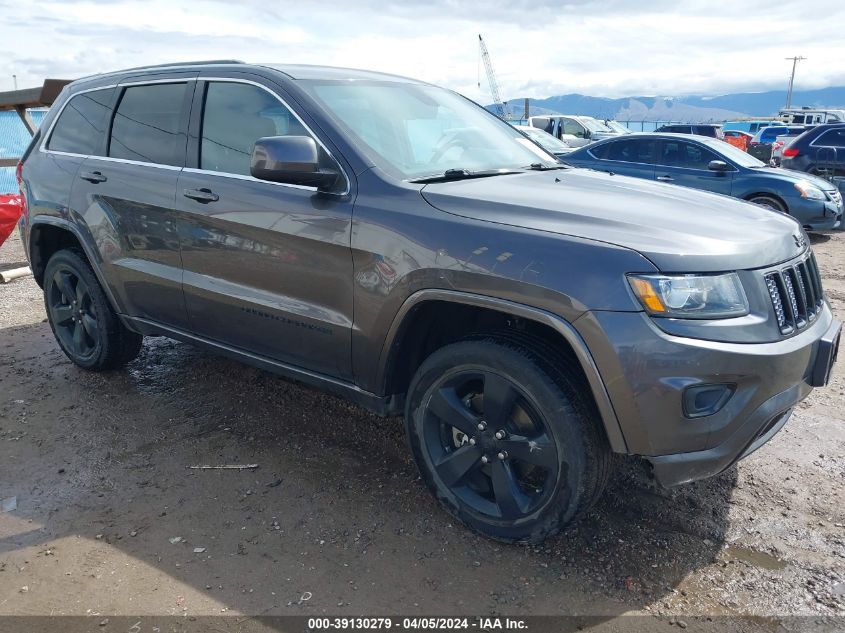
[110,59,245,73]
[75,60,245,83]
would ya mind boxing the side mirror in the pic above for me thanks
[250,136,339,191]
[708,160,731,172]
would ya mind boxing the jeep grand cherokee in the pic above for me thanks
[17,61,841,543]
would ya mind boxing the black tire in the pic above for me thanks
[747,194,787,213]
[43,249,143,371]
[404,337,611,543]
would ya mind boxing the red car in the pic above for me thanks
[722,130,753,152]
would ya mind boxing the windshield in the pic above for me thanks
[520,127,571,152]
[604,120,631,134]
[580,118,613,133]
[700,138,765,168]
[301,81,557,179]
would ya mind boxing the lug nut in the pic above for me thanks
[481,455,489,464]
[469,438,476,446]
[477,421,487,431]
[497,451,508,460]
[495,430,506,440]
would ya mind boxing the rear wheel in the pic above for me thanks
[747,194,786,213]
[44,249,143,370]
[404,338,610,543]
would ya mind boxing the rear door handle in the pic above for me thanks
[79,171,107,183]
[183,188,219,203]
[657,175,674,182]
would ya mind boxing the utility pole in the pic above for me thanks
[784,56,806,109]
[12,74,17,90]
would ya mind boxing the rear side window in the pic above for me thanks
[658,141,720,169]
[109,83,187,166]
[814,129,845,148]
[604,138,656,163]
[199,82,310,176]
[46,89,113,155]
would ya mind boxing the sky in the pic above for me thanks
[2,0,844,103]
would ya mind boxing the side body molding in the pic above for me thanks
[376,289,628,453]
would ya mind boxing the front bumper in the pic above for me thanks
[785,193,841,230]
[574,306,841,486]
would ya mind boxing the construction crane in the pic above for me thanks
[478,34,507,119]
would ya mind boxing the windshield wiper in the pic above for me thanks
[408,168,524,184]
[524,163,568,171]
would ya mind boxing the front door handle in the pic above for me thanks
[657,175,674,182]
[79,171,107,183]
[183,188,219,203]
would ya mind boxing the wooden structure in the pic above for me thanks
[0,79,70,167]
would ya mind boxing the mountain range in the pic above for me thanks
[490,86,845,123]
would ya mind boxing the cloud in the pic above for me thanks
[2,0,844,101]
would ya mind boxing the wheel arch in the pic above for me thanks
[377,289,627,453]
[743,191,788,212]
[28,217,125,315]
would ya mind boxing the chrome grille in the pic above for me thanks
[764,252,824,335]
[831,188,843,209]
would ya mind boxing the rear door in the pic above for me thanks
[175,74,355,379]
[70,75,195,329]
[654,139,734,195]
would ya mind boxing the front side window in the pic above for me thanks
[604,138,656,163]
[200,82,317,176]
[303,81,556,180]
[562,119,587,138]
[109,83,187,166]
[815,129,845,148]
[658,141,720,169]
[47,89,113,155]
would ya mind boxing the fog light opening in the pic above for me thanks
[683,384,735,419]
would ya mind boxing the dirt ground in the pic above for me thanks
[1,227,844,631]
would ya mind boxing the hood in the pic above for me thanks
[421,168,806,272]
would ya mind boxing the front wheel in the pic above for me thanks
[748,195,787,213]
[43,249,143,370]
[404,338,610,543]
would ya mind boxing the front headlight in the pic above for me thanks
[794,181,827,201]
[627,273,749,319]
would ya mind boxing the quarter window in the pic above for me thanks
[200,82,312,177]
[47,89,113,155]
[109,83,187,166]
[814,129,845,148]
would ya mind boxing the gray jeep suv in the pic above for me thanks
[17,61,841,543]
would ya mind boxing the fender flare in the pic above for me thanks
[376,289,628,453]
[28,216,126,315]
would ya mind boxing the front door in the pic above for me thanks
[654,139,734,195]
[175,77,355,379]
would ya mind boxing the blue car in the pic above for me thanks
[563,133,843,230]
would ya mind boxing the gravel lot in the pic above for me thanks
[1,227,844,631]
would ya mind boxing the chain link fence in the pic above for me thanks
[0,109,46,193]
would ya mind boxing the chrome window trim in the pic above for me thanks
[182,166,317,191]
[197,76,351,195]
[39,84,118,155]
[86,156,182,171]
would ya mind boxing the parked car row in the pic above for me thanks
[560,133,843,230]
